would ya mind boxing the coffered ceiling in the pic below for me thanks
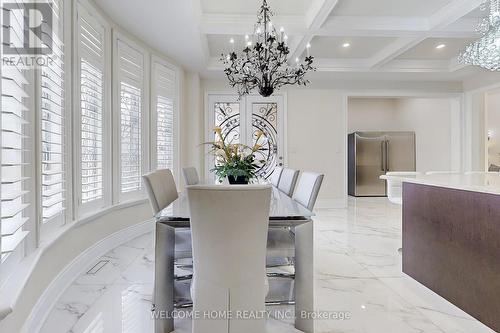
[95,0,489,81]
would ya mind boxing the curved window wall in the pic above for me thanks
[0,0,180,284]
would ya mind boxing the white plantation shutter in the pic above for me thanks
[41,0,65,222]
[118,40,144,194]
[78,7,105,205]
[1,1,30,260]
[153,62,176,171]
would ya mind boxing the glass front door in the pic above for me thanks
[206,94,285,181]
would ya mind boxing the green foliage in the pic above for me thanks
[211,153,259,182]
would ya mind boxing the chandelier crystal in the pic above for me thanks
[221,0,315,98]
[459,0,500,70]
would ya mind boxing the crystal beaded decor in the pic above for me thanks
[459,0,500,70]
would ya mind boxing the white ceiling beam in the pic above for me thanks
[448,57,470,72]
[305,58,455,73]
[313,58,372,71]
[193,0,210,68]
[289,0,340,61]
[317,17,478,38]
[369,37,427,69]
[428,0,485,29]
[205,57,455,73]
[368,0,483,69]
[207,57,226,71]
[200,15,479,38]
[384,59,454,72]
[200,14,306,35]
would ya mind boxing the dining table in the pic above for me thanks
[153,186,315,333]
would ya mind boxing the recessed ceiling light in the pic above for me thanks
[436,44,446,49]
[343,42,351,48]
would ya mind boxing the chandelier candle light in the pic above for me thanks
[221,0,315,98]
[459,0,500,70]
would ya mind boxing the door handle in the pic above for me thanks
[385,140,390,171]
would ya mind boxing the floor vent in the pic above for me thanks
[86,260,110,275]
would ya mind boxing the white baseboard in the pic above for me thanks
[23,220,154,333]
[315,198,348,209]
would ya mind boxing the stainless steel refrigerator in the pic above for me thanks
[348,131,416,197]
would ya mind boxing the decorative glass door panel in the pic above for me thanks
[214,102,241,144]
[207,94,284,181]
[251,102,278,179]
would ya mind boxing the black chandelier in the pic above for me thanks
[221,0,315,98]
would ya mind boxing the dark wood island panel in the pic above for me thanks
[403,182,500,332]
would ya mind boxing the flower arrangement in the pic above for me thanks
[207,127,266,184]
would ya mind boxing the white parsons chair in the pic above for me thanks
[267,171,324,305]
[268,172,324,261]
[187,185,271,333]
[293,172,324,211]
[270,166,283,187]
[182,167,200,186]
[384,171,422,205]
[278,168,299,196]
[142,169,192,260]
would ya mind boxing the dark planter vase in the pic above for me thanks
[228,175,248,185]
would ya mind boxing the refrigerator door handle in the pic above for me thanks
[386,140,390,171]
[381,141,385,171]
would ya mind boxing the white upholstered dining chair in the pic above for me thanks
[292,172,324,211]
[278,168,300,196]
[270,166,283,187]
[142,169,178,214]
[142,169,192,260]
[187,185,271,333]
[384,171,422,205]
[182,166,200,186]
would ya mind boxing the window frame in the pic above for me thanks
[0,0,35,276]
[150,54,180,184]
[36,0,72,234]
[73,2,112,218]
[112,31,150,203]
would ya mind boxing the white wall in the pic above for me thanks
[287,89,347,207]
[486,91,500,167]
[348,98,400,132]
[348,98,455,172]
[180,72,204,188]
[398,99,453,172]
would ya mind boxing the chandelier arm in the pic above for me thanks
[271,70,306,86]
[220,0,315,97]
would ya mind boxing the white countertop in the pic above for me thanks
[380,173,500,196]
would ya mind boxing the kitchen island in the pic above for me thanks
[382,173,500,333]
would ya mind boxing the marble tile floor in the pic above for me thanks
[40,197,496,333]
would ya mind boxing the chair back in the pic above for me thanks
[270,166,283,187]
[187,185,271,333]
[142,169,178,214]
[292,172,324,211]
[384,172,421,205]
[278,168,299,196]
[182,167,200,185]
